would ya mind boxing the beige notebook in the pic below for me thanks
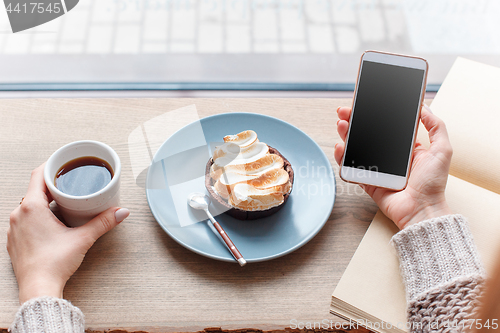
[419,57,500,195]
[331,58,500,333]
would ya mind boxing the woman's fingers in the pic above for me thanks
[25,163,52,206]
[420,105,453,158]
[336,107,352,141]
[337,107,351,121]
[334,107,351,164]
[334,142,345,165]
[76,207,130,245]
[337,120,349,141]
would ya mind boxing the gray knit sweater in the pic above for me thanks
[10,214,483,333]
[10,297,84,333]
[392,214,484,332]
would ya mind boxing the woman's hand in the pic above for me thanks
[7,164,130,304]
[335,105,453,230]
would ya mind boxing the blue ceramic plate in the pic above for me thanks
[146,113,336,263]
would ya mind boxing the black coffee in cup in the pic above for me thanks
[55,156,114,196]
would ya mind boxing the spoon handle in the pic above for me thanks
[205,210,247,267]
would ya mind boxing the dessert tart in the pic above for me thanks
[205,130,294,220]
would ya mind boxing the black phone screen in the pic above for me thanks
[343,60,425,177]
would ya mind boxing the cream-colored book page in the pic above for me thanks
[418,58,500,195]
[333,210,407,328]
[332,174,500,326]
[446,175,500,272]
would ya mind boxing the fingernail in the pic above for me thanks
[115,208,130,223]
[337,119,340,126]
[335,143,339,149]
[336,107,341,113]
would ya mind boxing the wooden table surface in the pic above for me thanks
[0,98,381,332]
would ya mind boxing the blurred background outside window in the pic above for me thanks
[0,0,499,92]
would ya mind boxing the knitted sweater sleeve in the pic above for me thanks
[9,296,85,333]
[391,214,484,333]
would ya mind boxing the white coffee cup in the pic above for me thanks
[44,140,121,227]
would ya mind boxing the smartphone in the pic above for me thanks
[340,51,428,191]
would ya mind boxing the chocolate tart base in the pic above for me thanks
[205,146,294,220]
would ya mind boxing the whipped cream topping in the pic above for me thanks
[211,130,291,211]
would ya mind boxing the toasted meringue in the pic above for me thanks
[210,154,284,182]
[214,168,290,201]
[223,130,258,148]
[210,130,292,211]
[229,184,285,211]
[212,142,240,161]
[212,142,269,169]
